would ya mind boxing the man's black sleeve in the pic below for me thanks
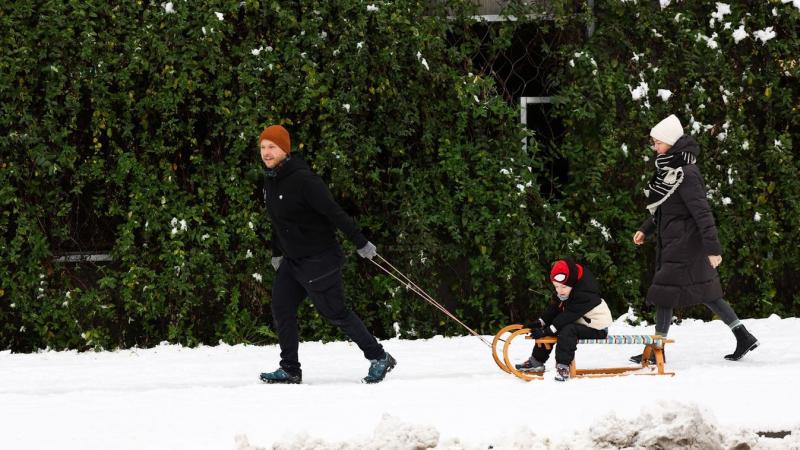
[303,176,368,249]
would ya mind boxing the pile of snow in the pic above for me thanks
[588,402,727,449]
[257,414,438,450]
[242,403,799,449]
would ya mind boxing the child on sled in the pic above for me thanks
[516,257,612,381]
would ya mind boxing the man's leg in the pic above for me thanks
[271,263,307,375]
[307,275,385,361]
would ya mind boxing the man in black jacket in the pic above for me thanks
[257,125,395,384]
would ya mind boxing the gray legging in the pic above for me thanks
[655,298,741,336]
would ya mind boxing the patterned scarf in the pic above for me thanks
[644,152,696,215]
[263,155,292,178]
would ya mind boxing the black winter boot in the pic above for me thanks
[725,325,759,361]
[629,348,666,365]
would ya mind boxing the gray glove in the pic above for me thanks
[357,241,377,260]
[271,256,283,271]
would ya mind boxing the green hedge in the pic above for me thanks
[552,1,800,322]
[1,1,797,351]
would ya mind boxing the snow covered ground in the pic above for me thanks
[1,315,799,449]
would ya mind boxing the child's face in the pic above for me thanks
[552,281,572,298]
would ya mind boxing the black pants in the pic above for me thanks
[531,323,608,366]
[271,246,385,375]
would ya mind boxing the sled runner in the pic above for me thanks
[493,324,675,381]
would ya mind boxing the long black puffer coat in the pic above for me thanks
[639,135,724,308]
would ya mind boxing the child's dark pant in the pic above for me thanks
[531,323,608,366]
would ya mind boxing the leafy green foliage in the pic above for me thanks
[0,1,561,350]
[553,1,800,322]
[1,1,797,350]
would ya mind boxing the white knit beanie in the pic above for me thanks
[650,114,684,145]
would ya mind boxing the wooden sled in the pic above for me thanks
[493,324,675,381]
[492,324,523,374]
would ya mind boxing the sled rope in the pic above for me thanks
[370,254,492,348]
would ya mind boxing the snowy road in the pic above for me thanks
[1,315,799,449]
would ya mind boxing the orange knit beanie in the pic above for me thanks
[259,125,291,154]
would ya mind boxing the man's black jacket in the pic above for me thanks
[263,154,367,259]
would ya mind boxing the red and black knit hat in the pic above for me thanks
[549,258,584,287]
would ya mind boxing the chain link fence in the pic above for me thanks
[445,2,588,198]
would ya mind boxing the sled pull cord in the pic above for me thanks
[369,254,492,348]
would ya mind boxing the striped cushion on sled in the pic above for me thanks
[578,335,666,347]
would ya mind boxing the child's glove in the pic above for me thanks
[530,325,557,339]
[524,318,545,330]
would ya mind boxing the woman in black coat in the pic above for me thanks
[631,114,759,362]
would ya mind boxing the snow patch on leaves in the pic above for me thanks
[629,81,649,101]
[709,3,731,28]
[753,27,776,44]
[590,219,612,241]
[732,25,748,43]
